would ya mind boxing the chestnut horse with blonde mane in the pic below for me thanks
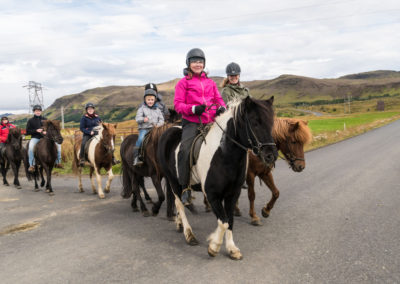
[240,117,312,225]
[73,122,117,199]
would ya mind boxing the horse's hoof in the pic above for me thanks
[48,192,55,196]
[33,188,40,192]
[15,185,22,189]
[79,189,84,193]
[146,199,153,204]
[4,183,9,186]
[132,207,139,212]
[104,188,110,193]
[41,183,45,187]
[186,233,199,246]
[45,189,50,193]
[205,206,211,213]
[229,250,243,260]
[261,208,270,218]
[167,216,175,222]
[234,209,242,217]
[142,211,151,217]
[208,246,218,257]
[99,194,105,199]
[251,218,262,226]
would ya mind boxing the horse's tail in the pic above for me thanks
[120,135,137,199]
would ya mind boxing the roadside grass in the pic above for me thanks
[305,111,400,150]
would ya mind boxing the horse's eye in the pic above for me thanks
[291,141,297,144]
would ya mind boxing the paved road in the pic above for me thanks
[1,120,400,283]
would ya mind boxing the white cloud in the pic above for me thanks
[0,0,400,112]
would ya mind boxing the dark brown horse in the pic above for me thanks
[120,124,175,218]
[25,120,64,195]
[72,122,117,199]
[242,117,312,225]
[0,127,23,189]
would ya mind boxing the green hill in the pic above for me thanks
[40,70,400,124]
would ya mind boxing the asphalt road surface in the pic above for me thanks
[1,120,400,284]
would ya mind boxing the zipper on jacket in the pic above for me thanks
[199,77,211,121]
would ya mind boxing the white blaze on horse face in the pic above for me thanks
[193,109,234,191]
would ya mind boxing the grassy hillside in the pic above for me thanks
[12,70,400,125]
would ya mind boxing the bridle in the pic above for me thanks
[44,125,62,144]
[277,140,305,169]
[211,104,276,166]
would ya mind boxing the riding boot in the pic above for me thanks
[133,147,143,166]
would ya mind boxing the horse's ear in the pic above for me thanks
[244,96,254,108]
[265,96,274,106]
[303,120,309,125]
[289,121,300,132]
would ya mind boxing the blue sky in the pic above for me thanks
[1,0,400,113]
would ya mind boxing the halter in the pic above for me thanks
[44,125,62,143]
[92,129,114,155]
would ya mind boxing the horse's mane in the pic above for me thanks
[273,118,312,144]
[43,120,61,131]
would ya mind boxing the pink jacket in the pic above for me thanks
[174,73,226,124]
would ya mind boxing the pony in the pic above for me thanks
[24,120,64,195]
[120,125,175,218]
[120,109,181,217]
[158,96,277,260]
[242,118,312,225]
[0,127,23,189]
[72,122,117,199]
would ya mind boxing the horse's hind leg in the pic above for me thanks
[173,192,198,245]
[261,172,280,218]
[165,180,175,221]
[150,175,165,216]
[131,192,139,212]
[104,168,114,193]
[77,167,84,192]
[247,172,261,226]
[139,176,152,203]
[45,165,54,196]
[39,167,45,188]
[132,178,150,217]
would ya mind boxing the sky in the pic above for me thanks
[1,0,400,113]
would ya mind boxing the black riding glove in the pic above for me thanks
[193,104,206,115]
[216,106,226,116]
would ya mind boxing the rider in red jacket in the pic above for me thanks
[0,117,16,144]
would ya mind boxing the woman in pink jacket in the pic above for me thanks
[174,48,226,205]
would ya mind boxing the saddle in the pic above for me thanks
[189,124,212,168]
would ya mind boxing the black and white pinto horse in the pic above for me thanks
[158,96,277,260]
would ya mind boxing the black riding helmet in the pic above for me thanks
[226,62,241,76]
[143,89,157,100]
[32,104,42,111]
[85,102,95,110]
[186,48,206,67]
[1,116,8,121]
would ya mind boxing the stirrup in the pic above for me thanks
[133,157,143,167]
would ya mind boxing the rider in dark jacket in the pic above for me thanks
[79,103,119,166]
[26,105,62,172]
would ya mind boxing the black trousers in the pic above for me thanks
[80,134,92,159]
[178,119,200,186]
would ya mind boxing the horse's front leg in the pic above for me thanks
[261,172,280,218]
[45,165,54,195]
[0,161,9,186]
[89,167,96,194]
[104,168,114,193]
[77,165,84,192]
[224,192,243,260]
[206,192,229,257]
[94,167,105,199]
[12,160,22,189]
[150,175,165,216]
[39,166,45,188]
[132,179,150,217]
[247,172,261,226]
[139,176,152,203]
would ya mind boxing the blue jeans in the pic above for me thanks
[135,129,149,147]
[29,138,62,166]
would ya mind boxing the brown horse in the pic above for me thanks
[24,120,64,195]
[120,124,176,218]
[0,127,23,189]
[242,118,312,225]
[73,123,117,199]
